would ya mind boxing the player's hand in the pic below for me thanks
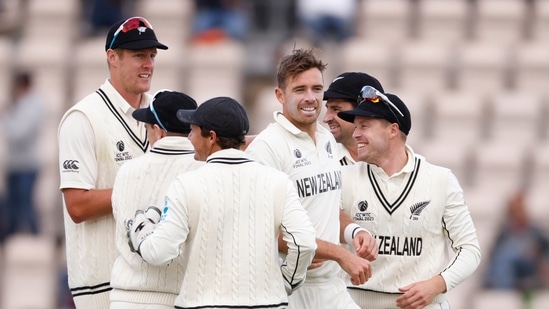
[396,276,446,309]
[144,205,162,224]
[125,207,160,255]
[353,230,377,261]
[339,250,372,285]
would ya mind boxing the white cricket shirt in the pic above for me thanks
[58,79,150,308]
[341,146,481,306]
[139,149,317,308]
[246,111,343,281]
[110,136,203,306]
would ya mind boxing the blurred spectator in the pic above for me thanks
[191,0,248,43]
[483,190,549,291]
[82,0,132,36]
[0,70,44,239]
[0,130,6,243]
[296,0,357,46]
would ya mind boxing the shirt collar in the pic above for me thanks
[336,143,356,165]
[206,148,251,162]
[150,136,194,152]
[369,145,416,177]
[273,111,327,138]
[102,79,152,114]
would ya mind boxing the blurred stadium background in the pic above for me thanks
[0,0,548,308]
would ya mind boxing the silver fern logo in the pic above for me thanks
[410,201,430,220]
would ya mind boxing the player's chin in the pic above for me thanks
[137,83,151,93]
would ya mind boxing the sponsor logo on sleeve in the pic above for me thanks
[62,160,79,173]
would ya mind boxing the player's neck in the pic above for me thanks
[380,145,408,177]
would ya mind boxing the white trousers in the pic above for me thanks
[348,289,450,309]
[288,276,360,309]
[110,301,173,309]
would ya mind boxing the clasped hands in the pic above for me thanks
[124,206,162,255]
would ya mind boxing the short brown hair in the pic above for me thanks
[199,126,245,149]
[276,48,327,90]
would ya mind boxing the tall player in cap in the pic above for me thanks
[110,90,203,308]
[127,96,317,308]
[338,88,481,308]
[323,72,384,166]
[246,49,377,309]
[58,17,168,308]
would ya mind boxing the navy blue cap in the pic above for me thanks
[133,90,197,134]
[177,96,249,139]
[338,93,411,135]
[324,72,385,104]
[105,17,168,51]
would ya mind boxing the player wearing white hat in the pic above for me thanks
[338,88,481,308]
[126,97,317,308]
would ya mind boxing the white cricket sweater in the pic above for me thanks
[341,147,481,306]
[58,81,150,309]
[139,149,317,308]
[246,112,343,281]
[110,136,203,306]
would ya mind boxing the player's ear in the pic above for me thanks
[154,124,166,138]
[275,87,285,106]
[208,130,216,144]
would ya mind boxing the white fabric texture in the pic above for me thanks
[58,79,150,308]
[341,146,481,308]
[139,149,317,308]
[111,137,203,306]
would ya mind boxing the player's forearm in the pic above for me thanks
[339,210,355,243]
[62,188,113,223]
[440,244,481,291]
[314,238,348,263]
[429,275,448,294]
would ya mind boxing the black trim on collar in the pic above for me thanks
[340,157,350,166]
[96,89,149,153]
[207,157,254,165]
[367,157,421,215]
[150,148,194,156]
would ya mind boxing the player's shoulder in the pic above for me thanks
[415,153,452,176]
[61,92,103,120]
[115,154,148,175]
[247,124,288,151]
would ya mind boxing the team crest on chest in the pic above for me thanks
[115,140,133,162]
[409,201,430,220]
[292,148,312,168]
[325,142,334,159]
[353,200,374,222]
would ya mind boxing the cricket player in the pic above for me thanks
[127,97,317,308]
[323,72,385,166]
[338,88,482,308]
[246,48,376,309]
[110,90,203,308]
[58,16,168,308]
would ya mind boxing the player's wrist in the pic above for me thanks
[344,223,370,244]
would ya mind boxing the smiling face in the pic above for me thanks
[276,68,324,135]
[352,116,393,165]
[108,47,157,101]
[324,99,356,145]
